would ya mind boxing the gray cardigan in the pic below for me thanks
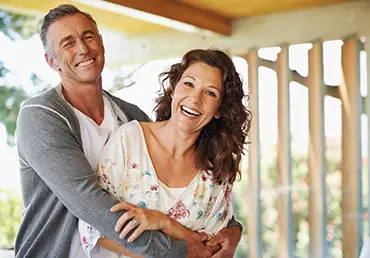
[15,85,242,257]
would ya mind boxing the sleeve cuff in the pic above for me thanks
[78,219,103,256]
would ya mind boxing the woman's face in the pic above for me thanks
[170,61,223,133]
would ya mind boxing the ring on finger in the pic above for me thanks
[131,218,139,227]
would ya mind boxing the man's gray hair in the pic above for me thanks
[40,4,99,54]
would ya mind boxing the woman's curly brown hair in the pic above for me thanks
[154,49,252,184]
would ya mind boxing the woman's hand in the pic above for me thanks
[110,202,170,243]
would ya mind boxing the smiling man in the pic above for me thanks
[15,4,242,258]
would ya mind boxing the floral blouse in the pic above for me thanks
[79,120,234,257]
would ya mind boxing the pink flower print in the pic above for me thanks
[111,161,117,166]
[99,174,115,194]
[130,162,139,169]
[224,185,232,202]
[82,236,87,244]
[168,200,190,220]
[150,185,158,191]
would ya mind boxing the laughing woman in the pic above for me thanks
[79,49,252,258]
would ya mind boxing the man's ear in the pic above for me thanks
[99,34,105,53]
[45,52,60,72]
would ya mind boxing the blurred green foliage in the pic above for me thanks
[0,10,40,146]
[0,188,22,249]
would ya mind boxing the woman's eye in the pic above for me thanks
[64,42,73,47]
[207,91,216,97]
[184,82,194,87]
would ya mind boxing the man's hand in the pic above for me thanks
[185,232,221,258]
[205,226,242,258]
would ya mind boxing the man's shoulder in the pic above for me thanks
[22,86,61,108]
[19,86,77,127]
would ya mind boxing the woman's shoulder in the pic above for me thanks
[115,120,142,135]
[104,120,143,149]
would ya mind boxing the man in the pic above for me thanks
[15,4,241,258]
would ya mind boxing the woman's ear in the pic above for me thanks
[214,112,221,119]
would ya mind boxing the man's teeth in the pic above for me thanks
[181,106,200,116]
[77,59,94,67]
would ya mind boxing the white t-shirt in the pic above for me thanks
[60,91,123,257]
[158,181,187,211]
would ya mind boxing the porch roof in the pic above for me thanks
[1,0,368,66]
[0,0,352,36]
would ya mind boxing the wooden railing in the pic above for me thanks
[241,38,365,258]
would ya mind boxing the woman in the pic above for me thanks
[79,48,252,257]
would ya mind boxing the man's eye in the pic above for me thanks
[85,35,94,40]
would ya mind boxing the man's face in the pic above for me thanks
[45,13,105,85]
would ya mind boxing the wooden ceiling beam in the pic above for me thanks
[104,0,231,36]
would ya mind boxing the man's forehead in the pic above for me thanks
[48,13,97,37]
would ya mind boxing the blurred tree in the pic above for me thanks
[0,10,41,146]
[0,10,39,40]
[0,81,28,146]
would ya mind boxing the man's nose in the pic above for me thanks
[76,40,89,55]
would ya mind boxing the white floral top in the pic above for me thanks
[79,120,233,257]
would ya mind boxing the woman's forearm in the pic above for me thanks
[161,217,194,240]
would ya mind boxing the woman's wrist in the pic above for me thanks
[162,217,193,240]
[163,215,172,230]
